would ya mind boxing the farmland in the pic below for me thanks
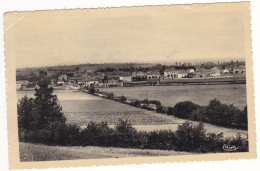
[19,142,189,161]
[99,84,247,109]
[17,89,248,138]
[64,111,176,126]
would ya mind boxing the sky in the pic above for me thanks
[4,3,250,68]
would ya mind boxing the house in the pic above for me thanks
[132,71,147,81]
[16,80,29,90]
[119,76,132,82]
[58,74,68,82]
[194,68,207,78]
[50,79,56,85]
[86,78,100,88]
[57,80,65,85]
[164,69,178,79]
[222,69,229,74]
[103,77,123,87]
[147,71,160,79]
[233,66,246,74]
[147,71,160,85]
[177,70,188,78]
[209,67,221,77]
[187,69,195,74]
[16,81,23,90]
[67,77,85,85]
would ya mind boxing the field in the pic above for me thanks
[64,111,176,126]
[19,142,189,161]
[17,89,248,138]
[99,84,247,109]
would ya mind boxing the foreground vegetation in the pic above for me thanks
[18,81,248,154]
[20,142,188,161]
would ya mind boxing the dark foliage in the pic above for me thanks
[173,101,200,118]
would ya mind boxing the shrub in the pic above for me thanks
[89,87,96,94]
[167,107,174,115]
[120,96,127,103]
[156,106,164,113]
[133,100,141,107]
[190,99,247,130]
[173,101,200,119]
[149,100,161,106]
[174,122,206,152]
[114,119,141,148]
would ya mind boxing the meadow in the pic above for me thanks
[20,142,188,161]
[99,84,247,109]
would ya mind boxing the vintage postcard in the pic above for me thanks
[4,2,256,169]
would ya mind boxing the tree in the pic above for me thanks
[18,82,66,131]
[17,96,34,130]
[33,82,66,130]
[120,96,127,103]
[89,87,96,94]
[156,106,164,113]
[173,101,200,118]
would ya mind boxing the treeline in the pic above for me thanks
[94,91,248,130]
[167,100,247,130]
[20,119,248,153]
[18,83,248,153]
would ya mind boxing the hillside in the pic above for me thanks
[19,142,189,161]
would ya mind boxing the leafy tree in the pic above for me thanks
[174,122,206,152]
[156,106,164,113]
[120,96,127,103]
[17,96,34,130]
[173,101,200,118]
[33,83,66,130]
[167,107,174,115]
[89,87,96,94]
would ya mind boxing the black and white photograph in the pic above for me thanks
[3,1,256,169]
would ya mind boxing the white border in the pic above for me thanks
[0,0,259,171]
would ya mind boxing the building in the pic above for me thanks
[103,77,123,87]
[119,76,132,82]
[233,66,246,74]
[187,69,195,74]
[58,74,68,82]
[177,70,188,78]
[164,69,178,79]
[86,78,100,88]
[209,67,221,77]
[57,80,65,85]
[16,80,29,90]
[147,71,160,79]
[67,77,85,85]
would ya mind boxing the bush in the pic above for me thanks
[149,100,161,106]
[173,101,200,119]
[89,87,96,94]
[190,99,247,130]
[120,96,127,103]
[114,119,141,148]
[133,100,141,107]
[167,107,174,115]
[174,122,206,152]
[156,106,164,113]
[143,130,175,150]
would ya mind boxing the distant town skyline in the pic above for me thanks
[5,3,249,68]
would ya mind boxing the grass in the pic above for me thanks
[98,84,246,109]
[19,142,189,161]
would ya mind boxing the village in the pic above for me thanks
[16,60,246,91]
